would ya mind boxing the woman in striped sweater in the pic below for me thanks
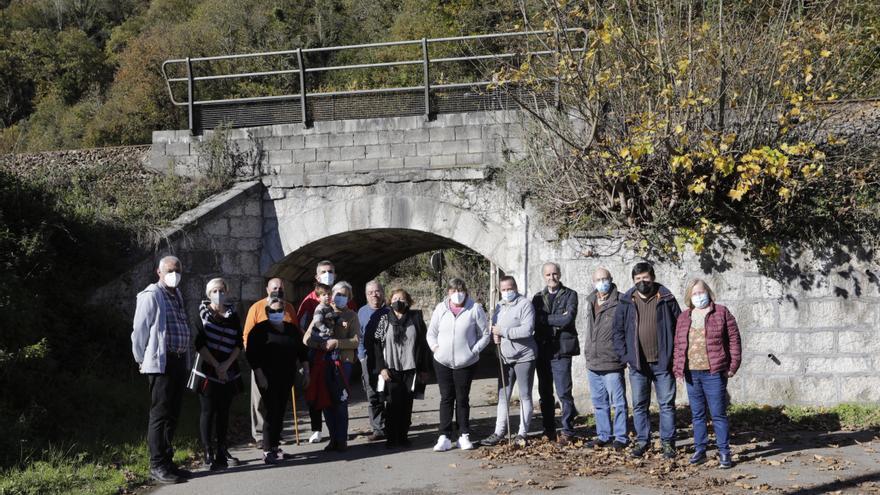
[194,278,244,470]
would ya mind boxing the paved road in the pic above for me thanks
[153,369,880,495]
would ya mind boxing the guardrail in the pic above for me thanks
[161,29,588,132]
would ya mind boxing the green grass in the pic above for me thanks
[0,440,201,495]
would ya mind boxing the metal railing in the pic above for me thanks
[161,29,588,132]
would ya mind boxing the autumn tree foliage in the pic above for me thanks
[494,0,880,266]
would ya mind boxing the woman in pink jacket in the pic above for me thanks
[673,278,742,469]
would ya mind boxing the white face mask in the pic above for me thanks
[692,293,710,309]
[163,272,181,288]
[210,292,226,306]
[501,290,517,303]
[450,291,466,305]
[318,272,335,285]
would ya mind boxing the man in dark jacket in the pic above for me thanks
[613,262,681,459]
[532,262,579,443]
[584,267,628,450]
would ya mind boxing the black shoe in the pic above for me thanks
[217,446,239,467]
[661,442,676,460]
[541,431,557,442]
[323,440,338,452]
[150,466,181,484]
[588,438,610,449]
[263,450,279,465]
[689,450,707,465]
[718,452,733,469]
[204,449,215,469]
[170,464,192,479]
[630,442,649,458]
[612,440,627,451]
[335,440,348,452]
[480,433,504,447]
[385,439,399,449]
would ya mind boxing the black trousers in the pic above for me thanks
[434,361,477,437]
[147,353,188,470]
[199,382,235,451]
[385,369,416,442]
[261,378,292,452]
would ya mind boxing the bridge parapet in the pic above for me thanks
[150,110,528,182]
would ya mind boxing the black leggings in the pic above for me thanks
[385,369,416,442]
[199,382,235,451]
[434,361,477,436]
[261,379,292,452]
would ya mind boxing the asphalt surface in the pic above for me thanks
[151,365,880,495]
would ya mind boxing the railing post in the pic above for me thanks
[185,57,194,132]
[422,38,433,120]
[296,48,311,128]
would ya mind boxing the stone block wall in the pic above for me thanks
[91,181,266,326]
[150,111,527,181]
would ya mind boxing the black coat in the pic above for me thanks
[532,284,580,358]
[612,284,681,372]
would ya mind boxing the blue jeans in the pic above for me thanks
[536,354,575,436]
[685,370,730,455]
[629,362,676,444]
[587,369,628,444]
[323,362,353,444]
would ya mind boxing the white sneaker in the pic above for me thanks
[309,431,322,444]
[433,435,453,452]
[458,434,474,450]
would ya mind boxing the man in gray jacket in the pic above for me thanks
[584,267,628,450]
[131,256,192,484]
[481,276,536,447]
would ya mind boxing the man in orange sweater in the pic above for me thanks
[244,278,297,443]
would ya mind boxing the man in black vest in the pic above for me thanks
[532,261,580,444]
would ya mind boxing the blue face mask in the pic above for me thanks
[268,311,284,323]
[333,295,349,308]
[501,290,517,302]
[692,293,710,309]
[595,280,611,294]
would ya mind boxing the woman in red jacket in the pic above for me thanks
[673,279,742,469]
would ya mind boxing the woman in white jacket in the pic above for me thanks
[427,278,490,452]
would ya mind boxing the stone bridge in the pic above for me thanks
[98,107,880,408]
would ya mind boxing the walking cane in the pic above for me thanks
[493,309,512,445]
[495,344,512,445]
[291,385,300,446]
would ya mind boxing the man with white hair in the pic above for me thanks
[132,255,193,484]
[358,279,388,441]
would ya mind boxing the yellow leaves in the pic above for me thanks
[670,154,693,172]
[688,176,707,194]
[778,186,792,200]
[714,156,735,176]
[826,134,847,146]
[728,185,748,201]
[820,49,832,58]
[673,124,685,135]
[759,243,782,261]
[801,163,824,179]
[676,58,690,74]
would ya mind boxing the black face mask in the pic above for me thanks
[391,300,409,313]
[270,289,284,301]
[635,280,655,295]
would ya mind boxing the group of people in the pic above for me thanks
[131,256,741,485]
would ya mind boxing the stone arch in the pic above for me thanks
[260,193,527,290]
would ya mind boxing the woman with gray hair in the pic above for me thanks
[427,278,490,452]
[673,278,742,469]
[303,281,360,452]
[191,277,243,470]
